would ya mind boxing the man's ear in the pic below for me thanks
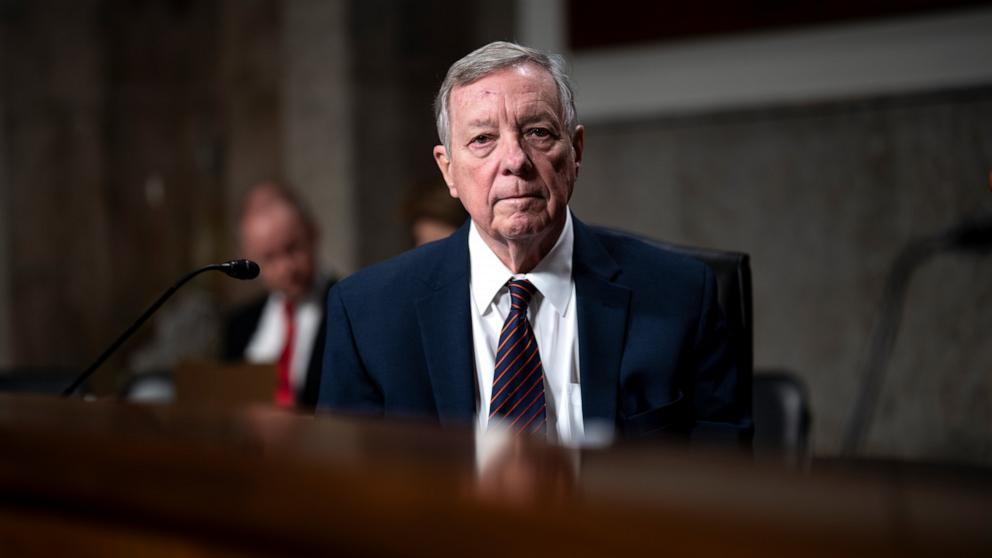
[571,125,585,177]
[433,145,458,198]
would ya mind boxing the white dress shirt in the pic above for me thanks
[244,284,323,392]
[468,211,584,445]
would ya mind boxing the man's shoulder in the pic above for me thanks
[221,293,269,360]
[226,293,269,325]
[583,224,711,281]
[333,232,466,301]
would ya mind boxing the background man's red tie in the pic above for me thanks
[275,299,295,407]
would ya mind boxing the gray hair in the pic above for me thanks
[434,41,578,152]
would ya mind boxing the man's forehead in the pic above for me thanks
[452,64,556,101]
[242,202,303,237]
[448,64,561,127]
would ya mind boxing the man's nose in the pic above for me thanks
[499,137,532,176]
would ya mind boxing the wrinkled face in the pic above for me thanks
[434,64,583,248]
[240,203,316,301]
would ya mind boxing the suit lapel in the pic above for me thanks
[572,218,631,427]
[412,218,630,428]
[414,224,476,426]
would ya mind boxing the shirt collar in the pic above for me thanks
[468,211,574,317]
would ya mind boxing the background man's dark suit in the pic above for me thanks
[319,217,751,444]
[222,280,334,410]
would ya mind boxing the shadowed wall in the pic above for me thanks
[0,0,280,382]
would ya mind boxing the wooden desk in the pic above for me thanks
[0,394,988,557]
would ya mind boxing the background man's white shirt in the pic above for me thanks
[245,286,322,392]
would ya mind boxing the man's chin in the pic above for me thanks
[495,215,555,242]
[280,284,310,301]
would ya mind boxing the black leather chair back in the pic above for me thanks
[640,239,753,385]
[0,367,80,395]
[752,371,812,464]
[602,229,814,461]
[606,231,753,405]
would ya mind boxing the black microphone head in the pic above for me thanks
[948,217,992,252]
[221,259,260,280]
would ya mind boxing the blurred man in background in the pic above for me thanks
[223,183,333,410]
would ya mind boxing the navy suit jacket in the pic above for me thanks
[319,217,751,446]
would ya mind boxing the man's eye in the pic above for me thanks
[470,135,493,145]
[527,128,552,138]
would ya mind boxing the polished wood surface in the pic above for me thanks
[0,393,988,557]
[172,361,276,408]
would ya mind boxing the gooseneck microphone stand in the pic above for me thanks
[62,260,259,397]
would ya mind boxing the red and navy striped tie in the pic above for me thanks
[489,279,546,434]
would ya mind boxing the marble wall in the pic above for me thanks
[572,90,992,461]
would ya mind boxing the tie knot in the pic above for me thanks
[507,279,536,308]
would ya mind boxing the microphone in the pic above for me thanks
[61,260,261,396]
[945,217,992,252]
[218,259,260,279]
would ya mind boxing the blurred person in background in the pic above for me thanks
[404,183,469,247]
[222,183,334,410]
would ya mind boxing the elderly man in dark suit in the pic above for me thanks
[319,42,750,447]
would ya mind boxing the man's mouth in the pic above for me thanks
[498,193,542,202]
